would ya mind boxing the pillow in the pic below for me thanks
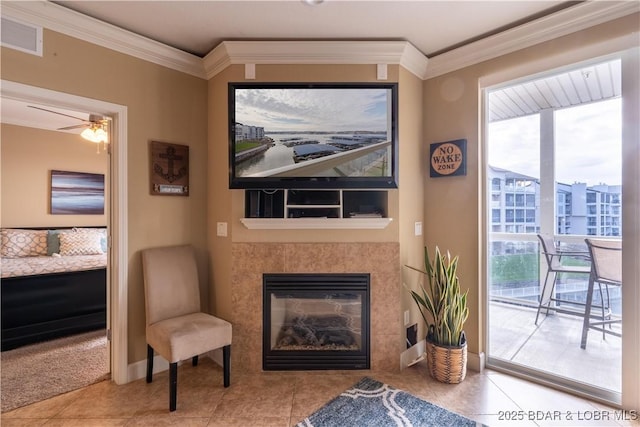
[59,231,104,256]
[1,229,48,258]
[73,228,108,253]
[47,229,64,255]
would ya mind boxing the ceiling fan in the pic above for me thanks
[27,104,109,140]
[27,105,107,129]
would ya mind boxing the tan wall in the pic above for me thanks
[397,67,427,340]
[1,124,108,227]
[1,29,209,364]
[422,14,639,356]
[207,65,236,321]
[207,64,406,322]
[207,63,425,361]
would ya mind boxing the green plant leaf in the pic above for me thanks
[404,245,468,347]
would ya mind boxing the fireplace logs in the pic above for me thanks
[275,315,358,350]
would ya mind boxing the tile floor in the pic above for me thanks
[2,357,638,427]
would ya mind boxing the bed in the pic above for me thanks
[1,227,107,351]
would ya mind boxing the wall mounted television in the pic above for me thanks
[228,82,398,189]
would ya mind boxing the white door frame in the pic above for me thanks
[1,80,129,385]
[620,46,640,412]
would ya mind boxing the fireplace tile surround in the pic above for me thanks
[230,242,401,373]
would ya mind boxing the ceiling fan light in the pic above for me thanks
[81,127,98,142]
[81,125,108,143]
[94,127,108,143]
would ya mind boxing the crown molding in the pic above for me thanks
[2,0,636,82]
[203,40,429,80]
[424,1,640,79]
[0,0,207,79]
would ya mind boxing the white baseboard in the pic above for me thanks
[399,338,485,373]
[468,351,485,373]
[127,355,169,382]
[127,350,225,382]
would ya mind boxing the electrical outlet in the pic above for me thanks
[404,310,410,326]
[414,221,422,236]
[216,222,228,237]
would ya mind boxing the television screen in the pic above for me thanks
[229,82,398,189]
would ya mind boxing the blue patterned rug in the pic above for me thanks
[296,377,482,427]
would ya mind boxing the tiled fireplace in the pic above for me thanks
[230,242,401,373]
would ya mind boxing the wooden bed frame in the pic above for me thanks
[1,226,107,351]
[1,268,106,351]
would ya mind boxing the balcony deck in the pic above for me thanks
[489,301,622,393]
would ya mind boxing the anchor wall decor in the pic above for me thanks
[150,141,189,196]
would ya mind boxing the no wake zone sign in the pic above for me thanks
[430,139,467,178]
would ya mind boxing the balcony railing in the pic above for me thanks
[488,233,621,316]
[246,140,391,178]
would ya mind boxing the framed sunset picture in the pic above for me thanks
[50,170,105,215]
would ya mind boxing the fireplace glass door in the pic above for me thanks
[263,273,370,370]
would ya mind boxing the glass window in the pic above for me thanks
[487,61,624,401]
[492,178,501,191]
[505,194,515,206]
[505,210,514,222]
[526,209,535,223]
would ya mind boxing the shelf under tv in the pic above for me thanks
[240,217,393,230]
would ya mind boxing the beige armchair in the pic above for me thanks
[141,245,232,411]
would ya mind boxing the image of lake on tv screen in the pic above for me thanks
[234,87,394,178]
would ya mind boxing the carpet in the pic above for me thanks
[1,329,109,412]
[297,377,482,427]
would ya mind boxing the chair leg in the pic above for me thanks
[192,355,199,366]
[223,345,231,388]
[545,272,558,317]
[169,362,178,412]
[581,276,595,349]
[604,283,612,329]
[146,345,154,383]
[596,283,606,340]
[535,271,554,325]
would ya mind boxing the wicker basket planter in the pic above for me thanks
[425,333,467,384]
[405,246,469,384]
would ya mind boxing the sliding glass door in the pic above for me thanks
[485,58,625,402]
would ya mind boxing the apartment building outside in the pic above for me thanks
[235,122,265,141]
[489,165,622,238]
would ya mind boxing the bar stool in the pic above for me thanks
[581,238,622,349]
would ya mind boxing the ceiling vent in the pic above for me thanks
[1,17,42,56]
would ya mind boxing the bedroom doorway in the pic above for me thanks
[0,81,129,409]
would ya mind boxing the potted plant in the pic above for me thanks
[405,246,469,384]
